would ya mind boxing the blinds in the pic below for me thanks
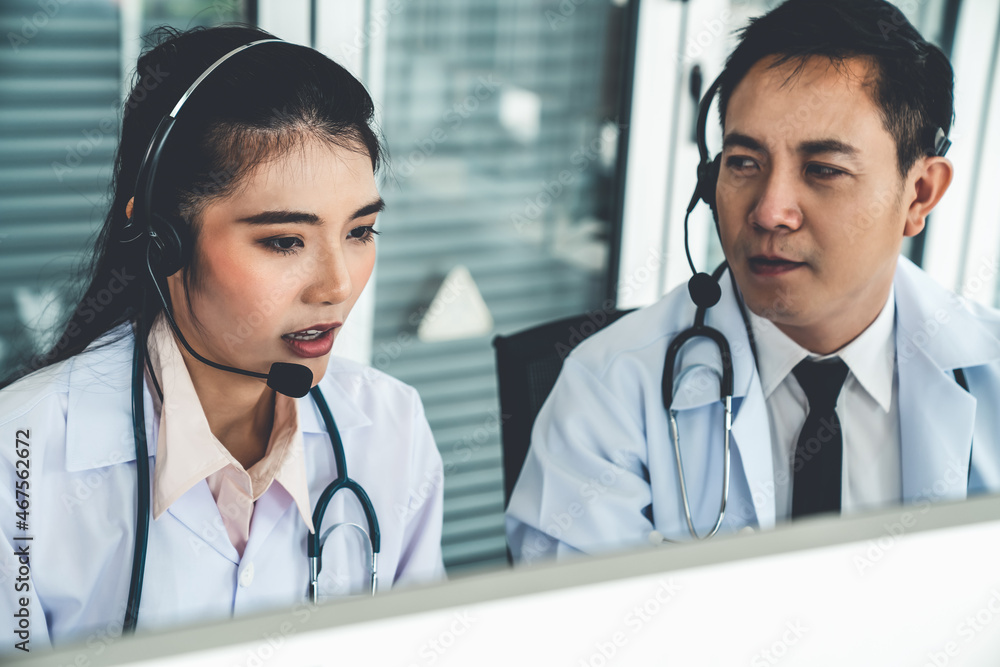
[375,0,625,572]
[0,0,121,372]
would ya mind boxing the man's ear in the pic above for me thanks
[125,197,134,220]
[903,156,953,237]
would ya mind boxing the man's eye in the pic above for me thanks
[725,156,758,172]
[806,164,845,178]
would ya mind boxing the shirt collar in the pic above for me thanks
[146,314,315,531]
[748,285,896,412]
[297,362,374,434]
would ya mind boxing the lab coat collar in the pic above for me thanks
[65,324,373,471]
[893,256,1000,503]
[297,365,374,436]
[893,256,1000,372]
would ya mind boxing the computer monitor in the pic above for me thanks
[12,494,1000,666]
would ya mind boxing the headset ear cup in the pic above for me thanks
[706,154,720,223]
[148,212,189,278]
[695,155,721,220]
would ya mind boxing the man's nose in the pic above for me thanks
[749,167,803,232]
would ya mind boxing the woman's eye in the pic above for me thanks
[348,225,380,244]
[262,237,303,255]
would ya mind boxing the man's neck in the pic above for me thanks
[772,290,892,356]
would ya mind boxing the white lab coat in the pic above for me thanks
[0,323,445,651]
[506,256,1000,562]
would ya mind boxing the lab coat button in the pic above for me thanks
[239,561,255,588]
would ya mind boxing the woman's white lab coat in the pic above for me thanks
[0,323,445,651]
[506,256,1000,562]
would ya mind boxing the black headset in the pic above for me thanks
[122,38,313,400]
[663,74,732,418]
[674,70,952,320]
[124,39,289,277]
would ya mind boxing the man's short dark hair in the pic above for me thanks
[717,0,954,177]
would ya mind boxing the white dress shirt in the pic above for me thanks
[748,287,901,520]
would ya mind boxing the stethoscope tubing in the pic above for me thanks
[661,262,735,542]
[124,326,380,631]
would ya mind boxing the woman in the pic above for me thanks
[0,25,444,650]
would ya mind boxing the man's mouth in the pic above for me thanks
[748,255,806,276]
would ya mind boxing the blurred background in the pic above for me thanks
[1,0,998,576]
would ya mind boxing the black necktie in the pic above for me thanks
[791,358,849,518]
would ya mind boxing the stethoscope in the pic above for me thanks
[661,73,957,542]
[125,320,382,631]
[120,38,381,633]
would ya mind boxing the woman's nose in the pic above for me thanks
[305,245,353,305]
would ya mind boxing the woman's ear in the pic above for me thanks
[125,197,135,220]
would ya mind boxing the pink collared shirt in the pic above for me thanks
[145,314,314,557]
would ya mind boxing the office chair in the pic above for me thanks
[492,308,635,509]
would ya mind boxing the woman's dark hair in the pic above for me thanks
[2,24,382,388]
[717,0,954,177]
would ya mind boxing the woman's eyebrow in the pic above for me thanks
[351,198,385,220]
[236,198,384,226]
[237,210,321,225]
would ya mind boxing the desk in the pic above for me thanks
[14,495,1000,666]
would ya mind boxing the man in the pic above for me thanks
[506,0,1000,563]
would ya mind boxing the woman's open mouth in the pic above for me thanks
[282,323,340,358]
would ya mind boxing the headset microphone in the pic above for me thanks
[266,362,314,398]
[169,329,313,399]
[681,74,725,310]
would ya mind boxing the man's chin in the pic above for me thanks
[741,288,799,324]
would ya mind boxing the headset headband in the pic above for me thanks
[167,38,285,118]
[694,71,951,167]
[126,38,289,275]
[695,75,723,169]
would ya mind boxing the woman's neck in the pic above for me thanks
[177,347,277,469]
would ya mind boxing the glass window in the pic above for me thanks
[374,0,628,572]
